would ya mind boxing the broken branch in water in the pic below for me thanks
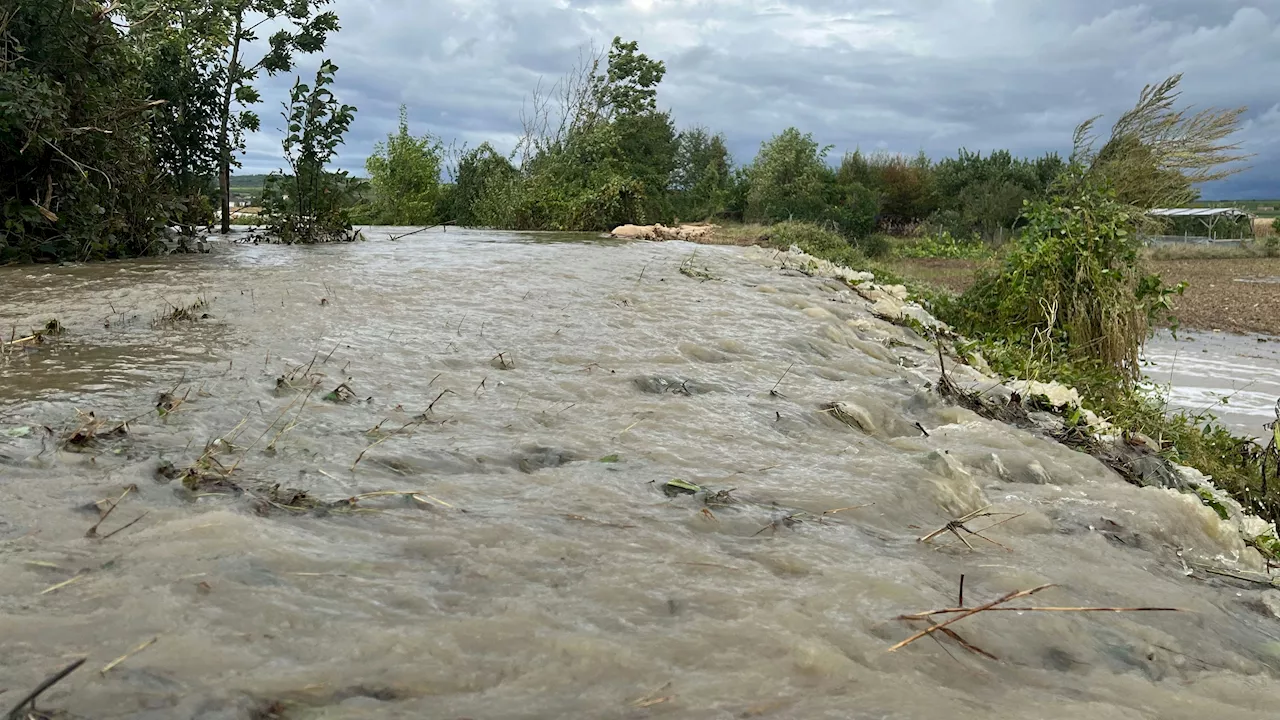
[389,222,453,241]
[85,485,136,538]
[100,511,149,540]
[351,420,422,471]
[769,362,795,398]
[5,657,86,719]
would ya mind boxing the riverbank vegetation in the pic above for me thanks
[727,79,1280,528]
[0,0,352,262]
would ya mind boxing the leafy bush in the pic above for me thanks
[856,233,893,259]
[943,167,1176,382]
[894,230,994,260]
[0,1,171,263]
[365,106,444,225]
[764,221,866,268]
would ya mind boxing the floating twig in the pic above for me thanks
[101,512,149,540]
[919,506,1023,552]
[85,485,136,538]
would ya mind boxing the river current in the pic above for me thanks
[2,228,1280,719]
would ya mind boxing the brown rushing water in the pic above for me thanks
[3,228,1280,719]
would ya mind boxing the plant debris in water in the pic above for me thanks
[152,296,210,327]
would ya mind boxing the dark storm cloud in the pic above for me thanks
[238,0,1280,199]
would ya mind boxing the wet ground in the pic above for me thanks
[3,229,1280,719]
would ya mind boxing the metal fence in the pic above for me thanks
[1141,235,1247,247]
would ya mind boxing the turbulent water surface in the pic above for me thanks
[3,228,1280,719]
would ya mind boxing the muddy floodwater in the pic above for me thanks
[5,229,1280,719]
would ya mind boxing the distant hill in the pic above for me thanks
[228,174,270,196]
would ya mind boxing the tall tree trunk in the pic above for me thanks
[217,12,243,234]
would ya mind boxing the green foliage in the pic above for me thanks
[744,128,831,224]
[216,0,340,231]
[894,230,994,260]
[0,1,172,263]
[442,143,517,227]
[839,150,937,229]
[931,149,1064,240]
[943,167,1177,382]
[764,221,866,269]
[365,106,443,225]
[670,127,732,220]
[262,60,357,243]
[444,37,676,232]
[597,37,665,118]
[129,0,227,228]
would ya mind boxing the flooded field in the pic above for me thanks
[3,229,1280,719]
[1144,332,1280,438]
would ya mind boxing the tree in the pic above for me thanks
[216,0,340,233]
[744,128,831,224]
[671,127,732,220]
[365,106,444,225]
[0,1,170,263]
[596,37,665,119]
[444,142,517,226]
[262,60,357,243]
[128,0,227,229]
[508,36,675,231]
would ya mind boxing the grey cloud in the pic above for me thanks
[234,0,1280,198]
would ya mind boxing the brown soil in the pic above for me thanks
[887,257,1280,336]
[1153,258,1280,335]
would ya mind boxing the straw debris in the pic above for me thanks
[889,577,1185,659]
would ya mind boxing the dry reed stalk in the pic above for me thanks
[899,605,1185,620]
[350,421,422,471]
[888,584,1055,652]
[100,637,158,675]
[891,578,1187,658]
[100,511,150,540]
[228,386,316,475]
[39,572,88,596]
[919,506,1024,552]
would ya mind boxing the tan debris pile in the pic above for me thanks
[610,223,718,242]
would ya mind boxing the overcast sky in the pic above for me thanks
[240,0,1280,199]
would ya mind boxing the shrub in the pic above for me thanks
[765,221,866,268]
[941,166,1182,385]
